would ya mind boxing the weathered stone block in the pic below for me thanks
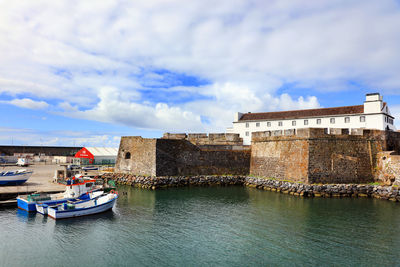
[163,133,187,139]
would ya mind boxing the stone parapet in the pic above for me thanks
[252,128,397,142]
[163,132,244,146]
[250,128,400,184]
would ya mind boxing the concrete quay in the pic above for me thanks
[0,164,65,201]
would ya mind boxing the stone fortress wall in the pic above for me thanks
[251,128,400,184]
[115,133,251,177]
[116,128,400,185]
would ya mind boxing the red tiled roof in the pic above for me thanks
[239,105,364,121]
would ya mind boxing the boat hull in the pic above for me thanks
[17,198,37,212]
[0,171,32,186]
[18,193,91,213]
[35,192,102,215]
[48,195,117,220]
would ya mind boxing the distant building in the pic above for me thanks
[74,147,118,165]
[227,93,396,145]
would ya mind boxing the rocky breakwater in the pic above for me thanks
[101,173,400,203]
[101,173,245,189]
[245,177,400,202]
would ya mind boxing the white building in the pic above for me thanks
[227,93,396,145]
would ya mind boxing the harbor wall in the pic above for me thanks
[116,129,400,185]
[250,130,309,183]
[116,133,250,176]
[116,137,157,176]
[250,128,400,184]
[155,138,250,176]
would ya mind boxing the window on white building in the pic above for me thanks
[278,121,283,126]
[330,118,335,124]
[292,121,296,126]
[345,117,350,123]
[316,119,321,125]
[304,120,308,125]
[360,116,366,122]
[245,131,249,136]
[256,122,260,127]
[245,122,249,128]
[267,122,271,127]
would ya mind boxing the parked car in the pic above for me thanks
[17,158,29,166]
[67,164,80,170]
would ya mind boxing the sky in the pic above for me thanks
[1,0,400,147]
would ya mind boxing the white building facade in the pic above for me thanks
[227,93,396,145]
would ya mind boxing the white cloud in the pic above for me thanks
[4,98,49,110]
[0,0,399,134]
[0,126,121,147]
[63,87,205,132]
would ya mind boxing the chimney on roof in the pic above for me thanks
[365,92,382,102]
[364,92,383,114]
[234,112,243,122]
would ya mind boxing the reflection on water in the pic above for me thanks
[1,186,400,267]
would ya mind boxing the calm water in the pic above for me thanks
[1,186,400,267]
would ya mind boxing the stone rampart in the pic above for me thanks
[116,137,157,176]
[251,128,400,184]
[116,135,250,176]
[163,132,245,146]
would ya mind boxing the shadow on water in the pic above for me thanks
[53,209,117,226]
[16,208,37,222]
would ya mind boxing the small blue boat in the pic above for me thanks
[0,169,33,186]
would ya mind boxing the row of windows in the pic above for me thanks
[245,116,366,128]
[385,117,394,125]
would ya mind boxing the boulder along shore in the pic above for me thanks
[101,173,400,202]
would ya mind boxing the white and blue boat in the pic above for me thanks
[47,191,118,220]
[81,166,98,171]
[0,169,33,186]
[35,190,104,215]
[17,175,100,212]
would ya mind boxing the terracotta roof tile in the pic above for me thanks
[239,105,364,121]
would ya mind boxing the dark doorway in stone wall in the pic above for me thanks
[125,152,131,159]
